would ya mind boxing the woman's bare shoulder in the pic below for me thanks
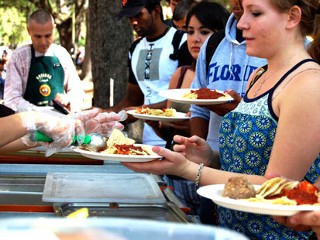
[169,66,184,89]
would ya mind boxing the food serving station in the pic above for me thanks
[0,148,194,222]
[0,146,250,239]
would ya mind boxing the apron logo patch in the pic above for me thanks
[36,73,52,82]
[39,84,51,97]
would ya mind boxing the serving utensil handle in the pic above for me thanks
[33,131,91,145]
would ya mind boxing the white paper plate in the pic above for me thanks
[197,184,320,216]
[127,109,190,122]
[73,144,161,162]
[159,89,233,105]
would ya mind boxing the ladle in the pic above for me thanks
[32,131,107,152]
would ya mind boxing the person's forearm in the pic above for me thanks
[0,113,27,147]
[209,150,221,169]
[0,139,34,153]
[182,161,267,187]
[147,100,167,109]
[190,117,209,139]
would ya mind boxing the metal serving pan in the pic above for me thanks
[42,172,166,204]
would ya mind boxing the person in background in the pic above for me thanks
[167,0,182,16]
[0,59,6,100]
[122,0,320,239]
[170,0,196,31]
[190,0,266,154]
[4,9,84,113]
[149,1,229,148]
[147,1,229,215]
[100,0,192,147]
[163,0,179,28]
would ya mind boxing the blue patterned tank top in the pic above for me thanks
[218,59,320,239]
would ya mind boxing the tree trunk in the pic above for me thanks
[80,8,92,82]
[89,0,133,108]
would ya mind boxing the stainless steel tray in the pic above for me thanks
[54,202,191,223]
[42,172,166,204]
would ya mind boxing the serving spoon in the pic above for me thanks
[32,131,107,152]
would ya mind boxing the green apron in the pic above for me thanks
[24,45,64,106]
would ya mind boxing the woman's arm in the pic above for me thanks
[265,70,320,180]
[0,139,34,154]
[0,111,78,152]
[0,113,28,148]
[122,144,268,186]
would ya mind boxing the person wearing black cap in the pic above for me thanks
[107,0,192,148]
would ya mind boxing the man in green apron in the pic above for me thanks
[4,9,84,113]
[23,46,65,107]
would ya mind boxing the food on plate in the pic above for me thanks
[135,106,176,117]
[79,128,155,156]
[223,177,320,206]
[256,179,320,205]
[106,128,135,147]
[255,177,298,198]
[182,88,228,100]
[101,144,153,155]
[222,176,256,199]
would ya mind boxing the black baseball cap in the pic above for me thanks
[116,0,160,20]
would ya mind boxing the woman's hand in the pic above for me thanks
[267,172,317,235]
[172,135,215,166]
[122,146,192,177]
[273,212,317,235]
[287,211,320,238]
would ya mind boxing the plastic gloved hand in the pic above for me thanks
[21,111,84,156]
[73,108,127,136]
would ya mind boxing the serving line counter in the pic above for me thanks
[0,149,251,240]
[0,148,195,223]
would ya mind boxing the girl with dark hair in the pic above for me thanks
[147,1,229,215]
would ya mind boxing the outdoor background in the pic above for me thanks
[0,0,230,109]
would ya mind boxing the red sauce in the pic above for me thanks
[284,189,318,205]
[191,88,225,99]
[265,181,319,205]
[114,144,146,155]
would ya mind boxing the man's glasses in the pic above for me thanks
[145,44,154,80]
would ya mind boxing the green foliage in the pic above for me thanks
[0,0,37,48]
[0,7,30,48]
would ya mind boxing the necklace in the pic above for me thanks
[253,68,269,97]
[253,54,300,97]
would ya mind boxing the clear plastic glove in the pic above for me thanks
[21,111,84,157]
[73,108,127,136]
